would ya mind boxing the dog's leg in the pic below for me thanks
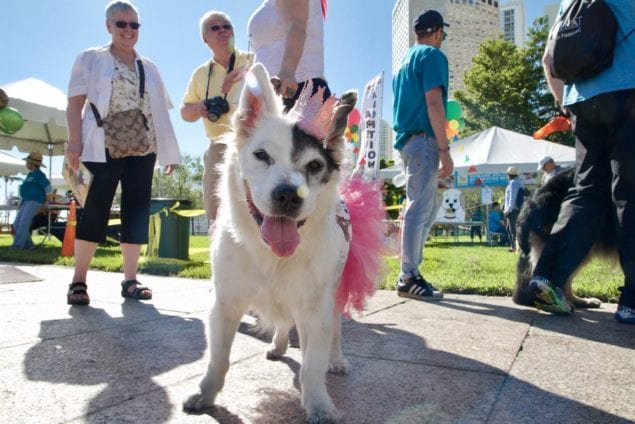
[564,279,602,308]
[328,311,349,374]
[266,324,291,360]
[183,297,245,412]
[296,306,341,423]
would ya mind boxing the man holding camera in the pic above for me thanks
[181,11,253,222]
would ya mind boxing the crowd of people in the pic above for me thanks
[6,0,631,325]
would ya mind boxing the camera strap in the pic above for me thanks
[205,52,236,102]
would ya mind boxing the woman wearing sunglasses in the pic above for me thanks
[248,0,330,112]
[181,11,253,223]
[65,0,181,305]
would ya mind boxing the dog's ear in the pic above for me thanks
[235,63,281,137]
[325,90,357,145]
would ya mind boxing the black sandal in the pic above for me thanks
[67,282,90,305]
[121,280,152,300]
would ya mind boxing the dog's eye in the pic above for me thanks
[306,159,324,175]
[253,149,271,164]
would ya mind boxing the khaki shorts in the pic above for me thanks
[203,142,226,220]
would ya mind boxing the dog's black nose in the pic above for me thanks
[272,184,303,216]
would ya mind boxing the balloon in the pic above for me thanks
[347,108,361,126]
[458,118,466,131]
[446,99,462,121]
[0,88,8,109]
[449,119,459,131]
[0,107,24,135]
[350,124,359,133]
[351,133,360,142]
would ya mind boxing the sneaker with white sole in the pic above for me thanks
[529,276,573,315]
[615,305,635,324]
[397,275,443,301]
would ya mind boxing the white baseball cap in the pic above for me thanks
[537,156,553,171]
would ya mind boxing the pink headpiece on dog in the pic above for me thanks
[292,81,336,142]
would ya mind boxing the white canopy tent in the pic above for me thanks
[451,126,575,175]
[0,78,68,170]
[381,126,576,187]
[0,150,27,177]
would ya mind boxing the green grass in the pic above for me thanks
[0,234,623,302]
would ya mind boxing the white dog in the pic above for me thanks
[184,64,384,423]
[436,188,466,221]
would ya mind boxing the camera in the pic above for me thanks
[204,96,230,122]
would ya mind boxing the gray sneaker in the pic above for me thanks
[397,275,443,301]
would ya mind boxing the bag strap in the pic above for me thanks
[91,58,146,127]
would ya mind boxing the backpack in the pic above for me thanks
[547,0,618,83]
[516,186,527,210]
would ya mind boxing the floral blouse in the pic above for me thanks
[109,55,157,154]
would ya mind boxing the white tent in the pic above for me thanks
[0,150,27,177]
[451,126,575,174]
[380,126,576,186]
[0,78,68,163]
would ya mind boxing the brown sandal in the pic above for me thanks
[121,280,152,300]
[67,282,90,305]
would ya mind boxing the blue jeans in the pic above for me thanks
[399,134,440,278]
[11,200,42,249]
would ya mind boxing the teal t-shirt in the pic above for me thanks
[559,0,635,106]
[392,44,448,150]
[19,168,51,204]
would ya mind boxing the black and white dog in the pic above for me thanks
[513,169,617,308]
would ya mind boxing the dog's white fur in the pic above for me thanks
[184,64,357,422]
[436,188,466,221]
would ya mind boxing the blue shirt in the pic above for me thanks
[504,178,524,213]
[559,0,635,106]
[19,168,51,204]
[488,210,505,233]
[392,44,448,150]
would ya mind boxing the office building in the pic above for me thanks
[392,0,500,93]
[499,0,525,47]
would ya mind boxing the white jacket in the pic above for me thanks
[67,44,181,166]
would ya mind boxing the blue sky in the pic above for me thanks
[0,0,554,183]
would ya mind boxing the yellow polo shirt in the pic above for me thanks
[182,50,254,140]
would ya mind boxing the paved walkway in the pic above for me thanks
[1,263,634,423]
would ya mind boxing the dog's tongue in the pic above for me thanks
[261,216,300,257]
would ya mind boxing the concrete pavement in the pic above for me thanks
[1,263,634,423]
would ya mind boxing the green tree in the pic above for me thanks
[455,17,574,145]
[151,154,204,208]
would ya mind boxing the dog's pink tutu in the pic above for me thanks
[337,176,387,315]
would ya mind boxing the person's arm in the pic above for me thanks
[275,0,309,98]
[180,102,207,122]
[425,86,454,178]
[543,49,565,106]
[66,95,86,171]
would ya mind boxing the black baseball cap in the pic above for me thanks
[413,10,449,33]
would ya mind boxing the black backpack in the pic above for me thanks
[516,186,527,210]
[547,0,618,83]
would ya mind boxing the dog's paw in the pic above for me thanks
[182,393,215,414]
[305,406,341,424]
[573,297,602,309]
[266,346,285,360]
[328,357,349,374]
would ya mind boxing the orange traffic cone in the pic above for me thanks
[61,200,76,257]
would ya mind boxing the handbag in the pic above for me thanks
[90,59,151,158]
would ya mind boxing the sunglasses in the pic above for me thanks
[442,31,448,41]
[210,24,232,32]
[114,20,141,30]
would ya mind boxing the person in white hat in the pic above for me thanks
[537,156,564,185]
[503,166,525,252]
[10,152,52,249]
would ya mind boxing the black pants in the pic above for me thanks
[77,151,156,244]
[533,89,635,308]
[505,209,519,249]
